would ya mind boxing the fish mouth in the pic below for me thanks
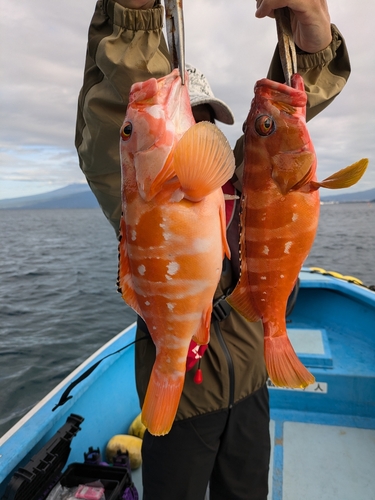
[256,78,307,108]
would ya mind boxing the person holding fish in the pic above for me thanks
[76,0,352,498]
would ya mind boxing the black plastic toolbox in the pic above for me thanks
[1,414,135,500]
[59,462,132,499]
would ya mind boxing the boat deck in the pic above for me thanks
[129,414,375,500]
[268,414,375,500]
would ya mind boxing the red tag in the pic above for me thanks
[186,340,208,371]
[193,368,203,384]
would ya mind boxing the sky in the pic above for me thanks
[0,0,374,200]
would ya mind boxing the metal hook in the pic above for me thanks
[275,8,297,86]
[165,0,186,84]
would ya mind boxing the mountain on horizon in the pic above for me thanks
[0,183,99,210]
[0,183,374,209]
[320,186,375,203]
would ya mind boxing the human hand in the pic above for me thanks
[255,0,332,53]
[116,0,155,8]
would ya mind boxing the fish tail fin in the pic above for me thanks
[141,367,184,436]
[226,282,260,322]
[173,122,235,201]
[311,158,369,190]
[265,335,315,388]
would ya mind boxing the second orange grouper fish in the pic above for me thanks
[227,74,368,389]
[118,69,235,435]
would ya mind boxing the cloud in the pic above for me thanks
[0,0,374,198]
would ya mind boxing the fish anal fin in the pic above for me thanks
[265,335,315,388]
[226,282,260,322]
[118,217,142,317]
[271,151,315,195]
[311,158,369,190]
[173,122,235,201]
[192,305,212,345]
[141,367,185,436]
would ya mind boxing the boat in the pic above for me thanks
[1,267,374,499]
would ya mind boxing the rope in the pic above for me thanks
[308,267,375,291]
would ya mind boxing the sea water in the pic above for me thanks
[0,203,374,436]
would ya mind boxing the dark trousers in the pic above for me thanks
[142,384,270,500]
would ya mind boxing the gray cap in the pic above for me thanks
[186,64,235,125]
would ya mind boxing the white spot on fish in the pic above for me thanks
[284,242,292,254]
[263,246,269,255]
[261,276,267,280]
[165,275,172,281]
[193,238,211,253]
[292,213,298,222]
[138,265,146,275]
[167,262,179,276]
[167,303,175,311]
[149,106,162,119]
[145,301,150,306]
[261,299,266,302]
[163,232,172,241]
[131,230,137,241]
[153,326,157,330]
[280,274,285,279]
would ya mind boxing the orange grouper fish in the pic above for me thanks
[227,74,368,389]
[117,69,235,435]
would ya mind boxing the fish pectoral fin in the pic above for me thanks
[226,281,260,322]
[310,158,369,190]
[172,122,235,201]
[271,151,315,195]
[264,334,315,388]
[118,217,143,317]
[135,149,176,202]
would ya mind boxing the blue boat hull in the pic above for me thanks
[1,268,374,498]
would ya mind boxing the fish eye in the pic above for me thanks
[121,122,132,141]
[255,115,275,136]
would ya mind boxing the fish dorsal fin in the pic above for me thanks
[271,150,315,195]
[311,158,369,190]
[118,216,143,318]
[172,122,235,201]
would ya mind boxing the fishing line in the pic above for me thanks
[52,335,149,411]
